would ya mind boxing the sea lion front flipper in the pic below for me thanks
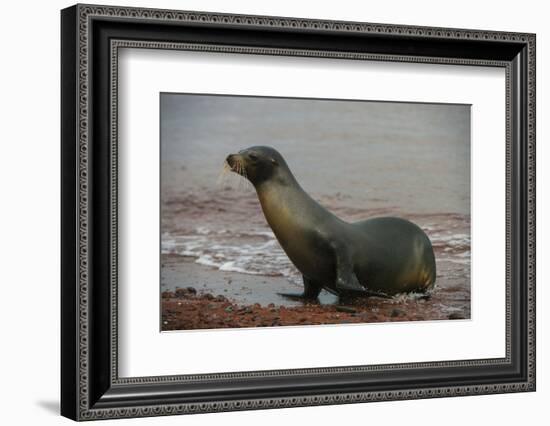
[276,293,321,304]
[277,276,321,302]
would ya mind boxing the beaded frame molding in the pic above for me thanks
[61,4,536,421]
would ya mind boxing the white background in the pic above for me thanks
[0,0,547,425]
[119,50,505,377]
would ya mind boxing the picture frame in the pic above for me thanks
[61,3,536,421]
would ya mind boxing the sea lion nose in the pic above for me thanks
[226,154,236,167]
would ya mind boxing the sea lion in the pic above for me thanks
[225,146,436,302]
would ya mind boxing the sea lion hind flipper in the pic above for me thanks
[335,272,365,293]
[331,243,368,296]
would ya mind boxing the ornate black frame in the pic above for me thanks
[61,4,536,421]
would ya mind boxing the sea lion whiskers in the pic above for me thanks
[217,161,233,185]
[219,157,251,192]
[237,159,250,191]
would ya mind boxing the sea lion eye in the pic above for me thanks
[248,153,258,161]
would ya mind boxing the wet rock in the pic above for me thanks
[391,308,405,318]
[175,287,196,297]
[336,306,357,314]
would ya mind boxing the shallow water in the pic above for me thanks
[160,94,471,320]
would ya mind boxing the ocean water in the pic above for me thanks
[160,93,471,313]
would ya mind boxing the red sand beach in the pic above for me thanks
[161,254,469,331]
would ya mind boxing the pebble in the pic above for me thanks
[391,308,405,317]
[224,306,234,313]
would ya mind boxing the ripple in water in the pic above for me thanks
[161,219,470,288]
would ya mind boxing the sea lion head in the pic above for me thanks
[226,146,289,186]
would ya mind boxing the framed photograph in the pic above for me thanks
[61,4,536,421]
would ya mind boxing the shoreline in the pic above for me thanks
[161,253,339,307]
[161,254,470,331]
